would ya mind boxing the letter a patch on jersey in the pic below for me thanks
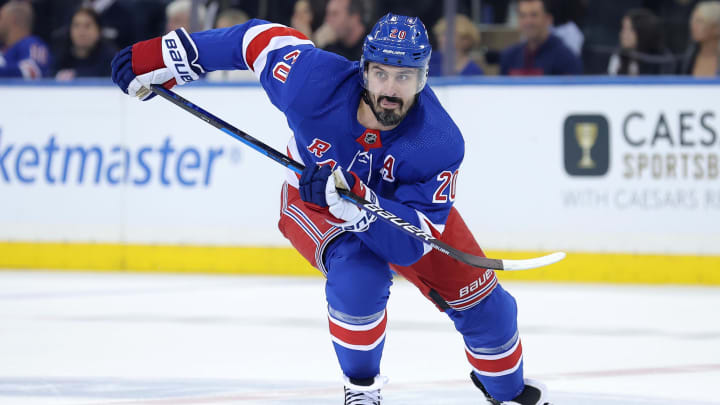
[307,138,332,158]
[381,155,395,182]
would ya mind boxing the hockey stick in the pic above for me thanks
[146,84,565,271]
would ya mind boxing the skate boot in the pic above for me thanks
[470,371,551,405]
[343,374,388,405]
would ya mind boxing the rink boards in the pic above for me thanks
[1,78,718,284]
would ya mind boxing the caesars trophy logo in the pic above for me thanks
[564,115,610,176]
[576,123,598,168]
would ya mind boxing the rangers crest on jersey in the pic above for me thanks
[307,138,332,157]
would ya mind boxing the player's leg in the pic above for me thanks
[447,283,525,401]
[454,285,549,404]
[324,234,393,382]
[391,207,548,404]
[278,182,391,401]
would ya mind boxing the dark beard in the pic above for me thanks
[362,90,415,127]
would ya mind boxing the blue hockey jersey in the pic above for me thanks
[0,35,51,79]
[189,21,465,266]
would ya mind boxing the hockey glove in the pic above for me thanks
[111,27,203,101]
[325,167,377,232]
[299,164,333,209]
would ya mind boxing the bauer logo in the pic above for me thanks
[563,114,610,176]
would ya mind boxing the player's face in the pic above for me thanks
[364,62,420,127]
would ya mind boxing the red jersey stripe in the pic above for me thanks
[328,313,387,347]
[245,27,308,71]
[465,340,523,373]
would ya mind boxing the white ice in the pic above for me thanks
[0,270,718,404]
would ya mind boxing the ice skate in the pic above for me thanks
[471,371,551,405]
[343,375,387,405]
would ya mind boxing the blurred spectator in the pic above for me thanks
[608,8,676,75]
[547,0,587,57]
[679,1,720,76]
[552,22,583,57]
[0,0,51,79]
[166,0,208,33]
[82,0,137,49]
[215,7,249,28]
[54,7,115,80]
[500,0,582,75]
[291,0,314,38]
[429,14,484,76]
[581,1,642,74]
[35,0,141,52]
[317,0,367,61]
[206,7,254,81]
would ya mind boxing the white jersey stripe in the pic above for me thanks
[465,336,521,361]
[471,355,523,377]
[250,36,314,78]
[330,333,386,351]
[242,24,285,62]
[242,23,314,77]
[328,309,386,331]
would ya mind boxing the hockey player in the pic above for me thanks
[111,13,550,405]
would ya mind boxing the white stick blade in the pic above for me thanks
[501,252,566,271]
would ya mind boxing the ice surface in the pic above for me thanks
[0,271,718,404]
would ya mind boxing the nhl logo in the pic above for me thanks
[356,129,382,151]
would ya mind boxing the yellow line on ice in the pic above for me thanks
[0,242,316,276]
[0,242,718,285]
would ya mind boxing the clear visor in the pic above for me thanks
[362,60,428,95]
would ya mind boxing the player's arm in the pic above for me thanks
[300,156,462,267]
[111,19,316,110]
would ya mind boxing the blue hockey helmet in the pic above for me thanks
[360,13,432,92]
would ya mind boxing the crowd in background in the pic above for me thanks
[1,0,719,80]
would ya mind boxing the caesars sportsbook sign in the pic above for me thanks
[443,84,719,255]
[563,111,718,208]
